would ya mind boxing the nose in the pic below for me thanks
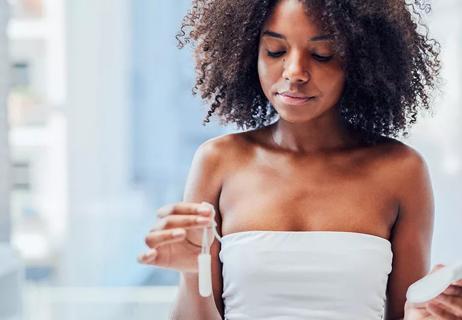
[282,51,310,84]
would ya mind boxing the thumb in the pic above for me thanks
[404,264,448,311]
[429,264,446,274]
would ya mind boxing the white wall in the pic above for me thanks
[0,0,10,242]
[406,0,462,265]
[62,0,149,286]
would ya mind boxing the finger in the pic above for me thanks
[151,215,211,231]
[427,301,459,320]
[433,294,462,317]
[451,279,462,287]
[444,285,462,297]
[137,247,172,267]
[430,264,446,273]
[157,202,212,218]
[145,228,186,248]
[138,248,158,264]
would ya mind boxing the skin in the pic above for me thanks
[140,0,462,319]
[257,0,348,148]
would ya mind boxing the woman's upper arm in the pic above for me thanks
[182,137,227,318]
[385,147,435,319]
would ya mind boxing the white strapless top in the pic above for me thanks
[219,231,393,320]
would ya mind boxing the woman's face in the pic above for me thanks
[258,0,345,124]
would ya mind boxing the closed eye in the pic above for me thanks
[267,50,286,58]
[267,51,333,62]
[312,54,333,62]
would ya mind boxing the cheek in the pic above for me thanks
[331,74,346,98]
[317,68,345,97]
[257,58,269,90]
[258,56,279,95]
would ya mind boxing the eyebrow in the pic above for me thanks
[262,30,334,42]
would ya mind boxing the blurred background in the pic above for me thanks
[0,0,460,319]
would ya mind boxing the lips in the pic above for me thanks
[276,92,315,106]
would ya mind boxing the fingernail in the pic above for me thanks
[138,249,157,264]
[196,217,210,224]
[145,249,158,262]
[197,206,211,215]
[172,229,186,237]
[145,255,157,264]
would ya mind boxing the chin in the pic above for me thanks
[275,111,316,124]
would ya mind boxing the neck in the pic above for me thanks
[270,110,359,154]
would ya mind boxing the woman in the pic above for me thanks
[139,0,462,319]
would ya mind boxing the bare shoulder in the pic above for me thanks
[370,137,430,183]
[381,138,433,214]
[191,134,236,175]
[183,133,243,203]
[371,136,423,161]
[197,131,246,158]
[195,129,264,169]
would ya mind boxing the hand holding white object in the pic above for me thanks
[404,263,462,320]
[138,201,218,275]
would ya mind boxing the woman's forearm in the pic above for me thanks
[169,273,222,320]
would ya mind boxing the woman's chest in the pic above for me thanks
[218,156,398,240]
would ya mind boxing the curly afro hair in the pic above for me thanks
[177,0,441,141]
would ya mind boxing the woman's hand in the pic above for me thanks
[137,202,216,273]
[404,265,462,319]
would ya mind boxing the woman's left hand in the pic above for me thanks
[404,265,462,320]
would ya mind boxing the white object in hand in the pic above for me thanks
[198,252,212,297]
[198,202,221,297]
[406,262,462,304]
[198,225,212,297]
